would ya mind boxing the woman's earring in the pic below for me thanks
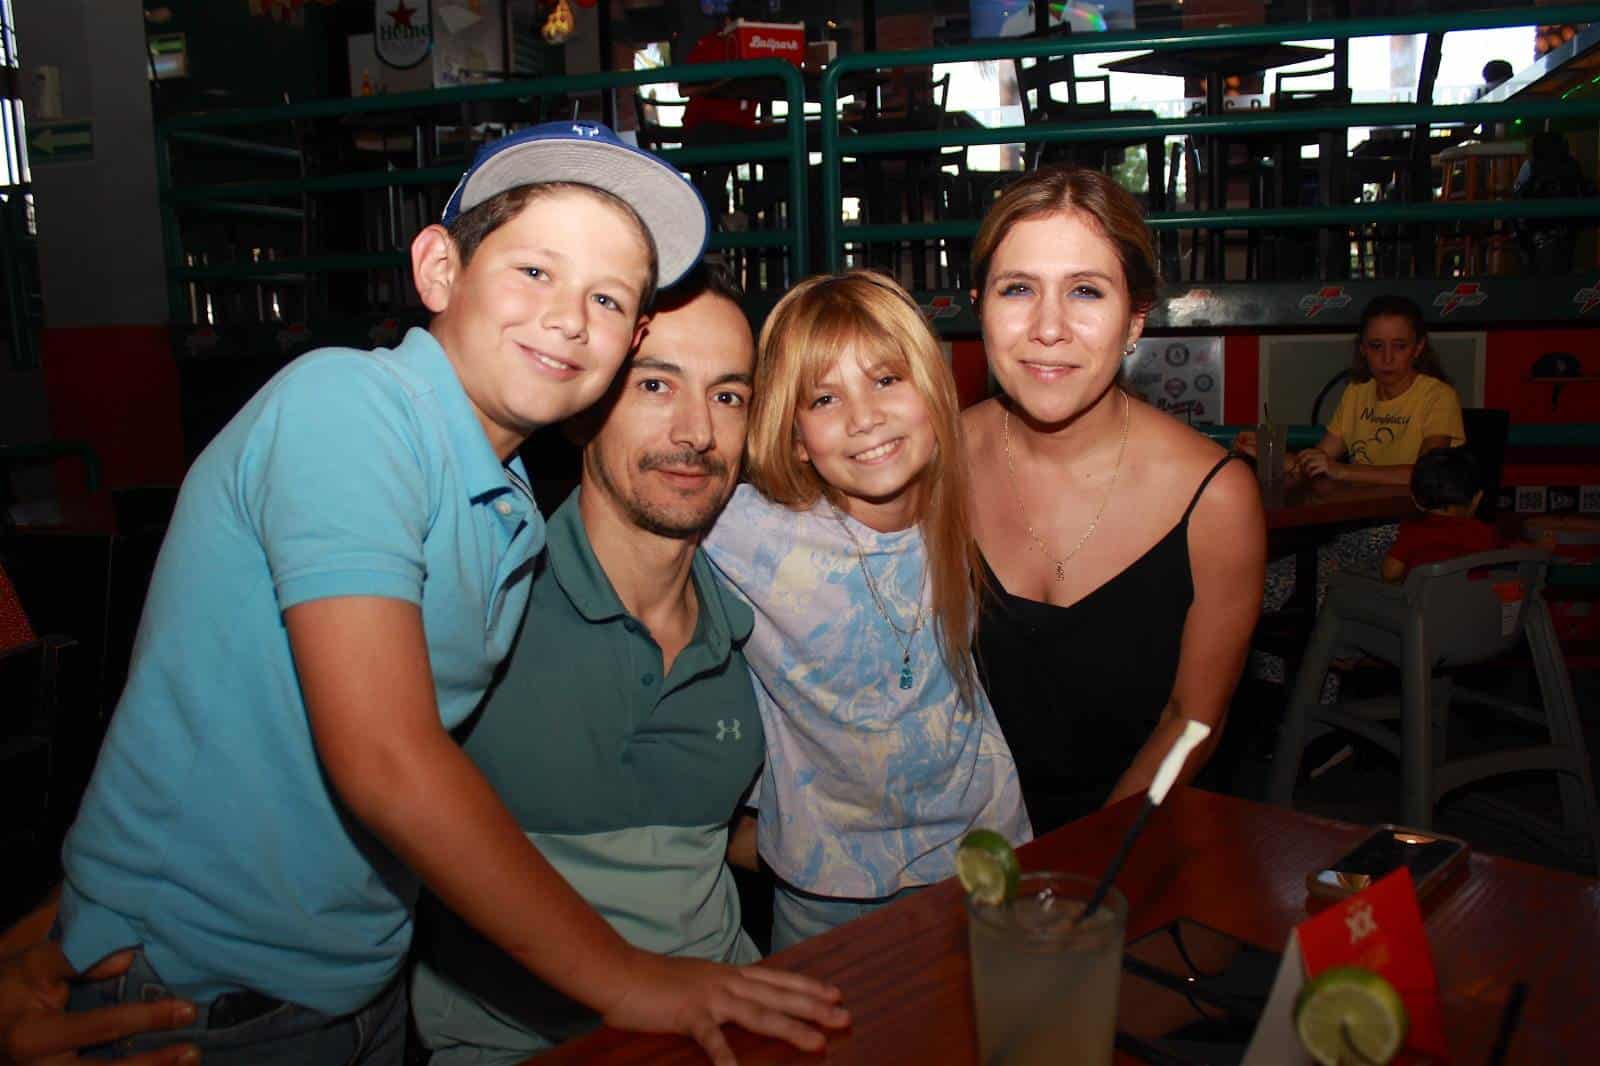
[1123,342,1138,356]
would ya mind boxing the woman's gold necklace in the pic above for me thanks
[1002,390,1131,582]
[828,499,926,690]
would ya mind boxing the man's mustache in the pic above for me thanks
[638,449,728,478]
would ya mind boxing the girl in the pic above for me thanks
[705,271,1031,950]
[1240,293,1465,486]
[1243,294,1467,686]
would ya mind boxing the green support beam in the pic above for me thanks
[158,60,809,301]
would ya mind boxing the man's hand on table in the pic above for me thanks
[602,949,849,1066]
[0,944,198,1065]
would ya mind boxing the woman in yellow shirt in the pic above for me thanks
[1294,294,1465,482]
[1245,295,1467,691]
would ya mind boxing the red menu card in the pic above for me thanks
[1297,868,1448,1063]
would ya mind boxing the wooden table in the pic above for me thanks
[539,789,1598,1064]
[1259,476,1418,637]
[1263,477,1417,533]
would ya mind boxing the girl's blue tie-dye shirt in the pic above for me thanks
[705,485,1032,898]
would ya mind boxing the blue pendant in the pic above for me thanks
[899,664,914,690]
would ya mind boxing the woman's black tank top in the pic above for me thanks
[975,455,1236,834]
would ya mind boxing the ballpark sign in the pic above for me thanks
[376,0,431,70]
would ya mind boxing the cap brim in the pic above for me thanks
[458,139,709,289]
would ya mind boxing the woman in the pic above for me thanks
[1245,295,1466,662]
[1241,294,1465,484]
[962,166,1267,835]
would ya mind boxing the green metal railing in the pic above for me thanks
[819,4,1600,272]
[155,7,1600,326]
[155,60,808,322]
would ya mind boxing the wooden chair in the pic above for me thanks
[1434,145,1528,276]
[855,71,958,289]
[1269,62,1352,111]
[632,90,688,154]
[1012,57,1164,215]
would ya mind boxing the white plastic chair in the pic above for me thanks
[1269,548,1599,869]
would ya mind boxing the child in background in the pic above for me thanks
[1382,445,1502,582]
[704,271,1031,950]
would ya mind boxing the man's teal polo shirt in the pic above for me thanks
[60,327,542,1015]
[413,488,763,1057]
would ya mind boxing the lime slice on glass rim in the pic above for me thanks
[1293,966,1408,1066]
[955,829,1021,906]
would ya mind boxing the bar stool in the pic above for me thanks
[1269,549,1600,869]
[1434,143,1528,276]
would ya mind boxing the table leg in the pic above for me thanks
[1288,546,1318,616]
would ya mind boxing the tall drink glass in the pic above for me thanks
[967,872,1127,1066]
[1256,422,1289,504]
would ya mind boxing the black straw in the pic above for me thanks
[1077,800,1154,924]
[1486,982,1527,1066]
[1076,720,1212,926]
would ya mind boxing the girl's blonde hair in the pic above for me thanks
[746,270,982,706]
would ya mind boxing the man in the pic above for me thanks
[0,123,844,1066]
[411,264,785,1064]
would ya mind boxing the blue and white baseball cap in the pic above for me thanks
[441,120,710,288]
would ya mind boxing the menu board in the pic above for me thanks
[1120,337,1224,426]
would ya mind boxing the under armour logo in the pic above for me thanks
[715,719,741,742]
[571,123,600,137]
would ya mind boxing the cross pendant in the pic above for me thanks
[1054,561,1065,581]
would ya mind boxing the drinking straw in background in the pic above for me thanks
[1077,720,1213,924]
[1486,982,1528,1066]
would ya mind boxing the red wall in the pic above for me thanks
[41,325,185,520]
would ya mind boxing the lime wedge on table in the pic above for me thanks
[1294,966,1408,1066]
[956,829,1021,905]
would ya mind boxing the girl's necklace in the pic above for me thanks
[827,500,926,690]
[1003,389,1131,582]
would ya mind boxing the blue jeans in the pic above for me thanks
[66,950,405,1066]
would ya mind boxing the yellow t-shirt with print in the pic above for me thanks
[1327,374,1465,466]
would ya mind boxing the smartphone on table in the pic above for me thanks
[1306,824,1470,901]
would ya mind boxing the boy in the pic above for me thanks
[10,121,843,1065]
[1382,445,1501,583]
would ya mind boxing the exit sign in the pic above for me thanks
[28,119,93,164]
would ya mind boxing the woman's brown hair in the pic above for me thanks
[745,270,983,708]
[1349,293,1449,384]
[970,165,1159,316]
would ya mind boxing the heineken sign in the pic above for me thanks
[376,0,431,70]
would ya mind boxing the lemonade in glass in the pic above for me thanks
[967,872,1127,1066]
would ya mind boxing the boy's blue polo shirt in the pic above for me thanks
[59,327,542,1016]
